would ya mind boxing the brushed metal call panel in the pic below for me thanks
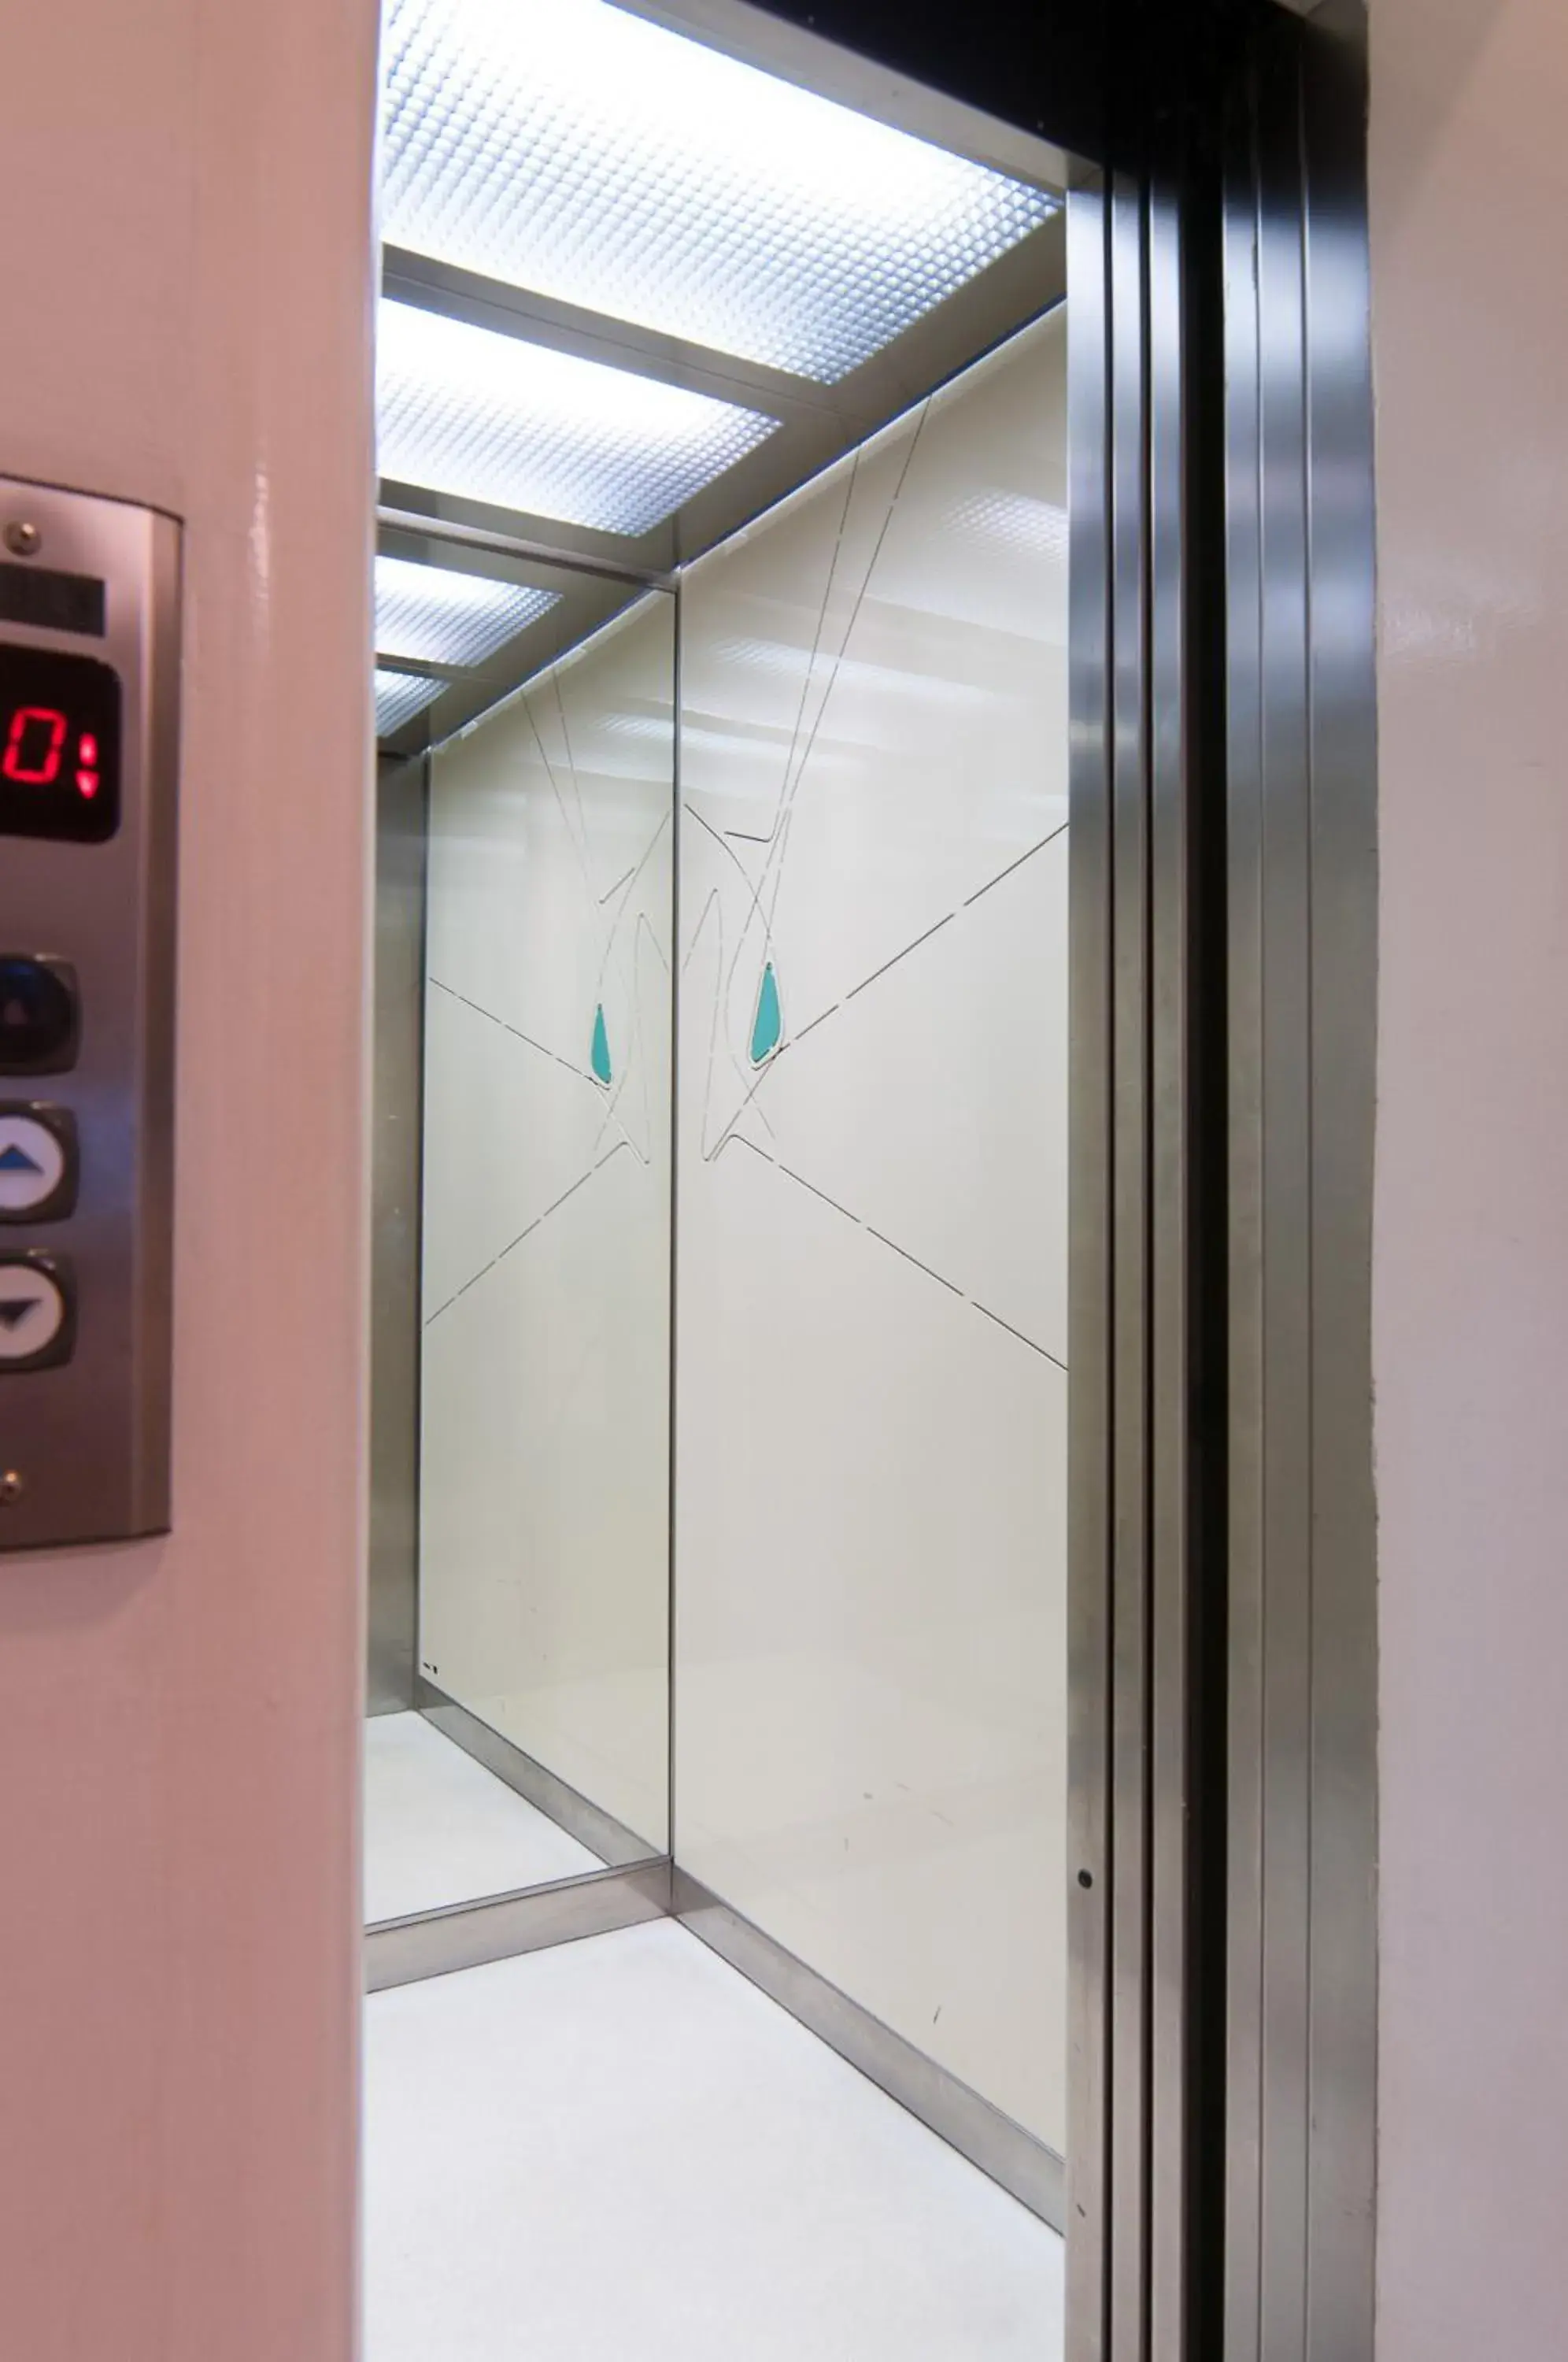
[0,476,178,1549]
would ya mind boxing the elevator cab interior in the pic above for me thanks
[364,2,1076,2352]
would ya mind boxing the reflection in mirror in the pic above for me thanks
[365,584,674,1927]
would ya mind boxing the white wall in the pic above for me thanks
[675,313,1070,2150]
[421,594,675,1854]
[1370,0,1568,2348]
[0,1,376,2356]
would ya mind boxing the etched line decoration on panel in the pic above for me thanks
[419,591,675,1860]
[675,309,1071,2154]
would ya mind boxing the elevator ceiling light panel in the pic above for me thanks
[375,666,446,737]
[377,300,778,535]
[381,0,1059,385]
[375,554,560,668]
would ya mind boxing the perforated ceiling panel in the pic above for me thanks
[375,667,446,737]
[377,300,778,534]
[375,554,560,668]
[381,0,1059,385]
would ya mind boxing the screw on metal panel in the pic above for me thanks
[0,1471,25,1505]
[3,521,41,557]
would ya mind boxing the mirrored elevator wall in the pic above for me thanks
[418,590,675,1860]
[368,300,1069,2187]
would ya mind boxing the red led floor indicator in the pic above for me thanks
[0,643,121,842]
[2,705,68,786]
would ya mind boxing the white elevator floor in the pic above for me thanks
[365,1921,1064,2362]
[364,1711,601,1923]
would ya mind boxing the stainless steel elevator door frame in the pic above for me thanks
[1066,9,1378,2356]
[1222,8,1378,2360]
[1067,153,1220,2362]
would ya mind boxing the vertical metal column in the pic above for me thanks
[1067,9,1378,2359]
[1105,167,1156,2362]
[1067,143,1212,2362]
[368,750,428,1714]
[1222,8,1378,2359]
[1065,166,1114,2360]
[1145,171,1198,2362]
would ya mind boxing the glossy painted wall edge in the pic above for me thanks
[0,2,378,2356]
[1370,0,1568,2350]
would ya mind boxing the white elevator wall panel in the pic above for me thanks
[381,0,1058,386]
[419,983,606,1316]
[676,310,1069,2152]
[420,1153,669,1849]
[752,835,1068,1363]
[854,336,1069,644]
[675,1145,1068,2143]
[424,596,675,1079]
[676,431,920,878]
[679,312,1068,1100]
[420,592,672,1857]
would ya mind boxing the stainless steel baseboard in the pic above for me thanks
[672,1871,1066,2231]
[416,1678,660,1870]
[366,1860,673,1992]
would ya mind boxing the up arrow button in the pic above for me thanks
[0,1107,76,1221]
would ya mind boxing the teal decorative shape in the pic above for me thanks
[750,961,782,1065]
[590,1002,612,1086]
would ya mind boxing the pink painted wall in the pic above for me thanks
[0,2,378,2356]
[1370,0,1568,2349]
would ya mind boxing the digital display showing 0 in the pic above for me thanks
[0,642,121,843]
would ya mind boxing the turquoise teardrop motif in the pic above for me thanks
[749,961,782,1065]
[590,1002,612,1086]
